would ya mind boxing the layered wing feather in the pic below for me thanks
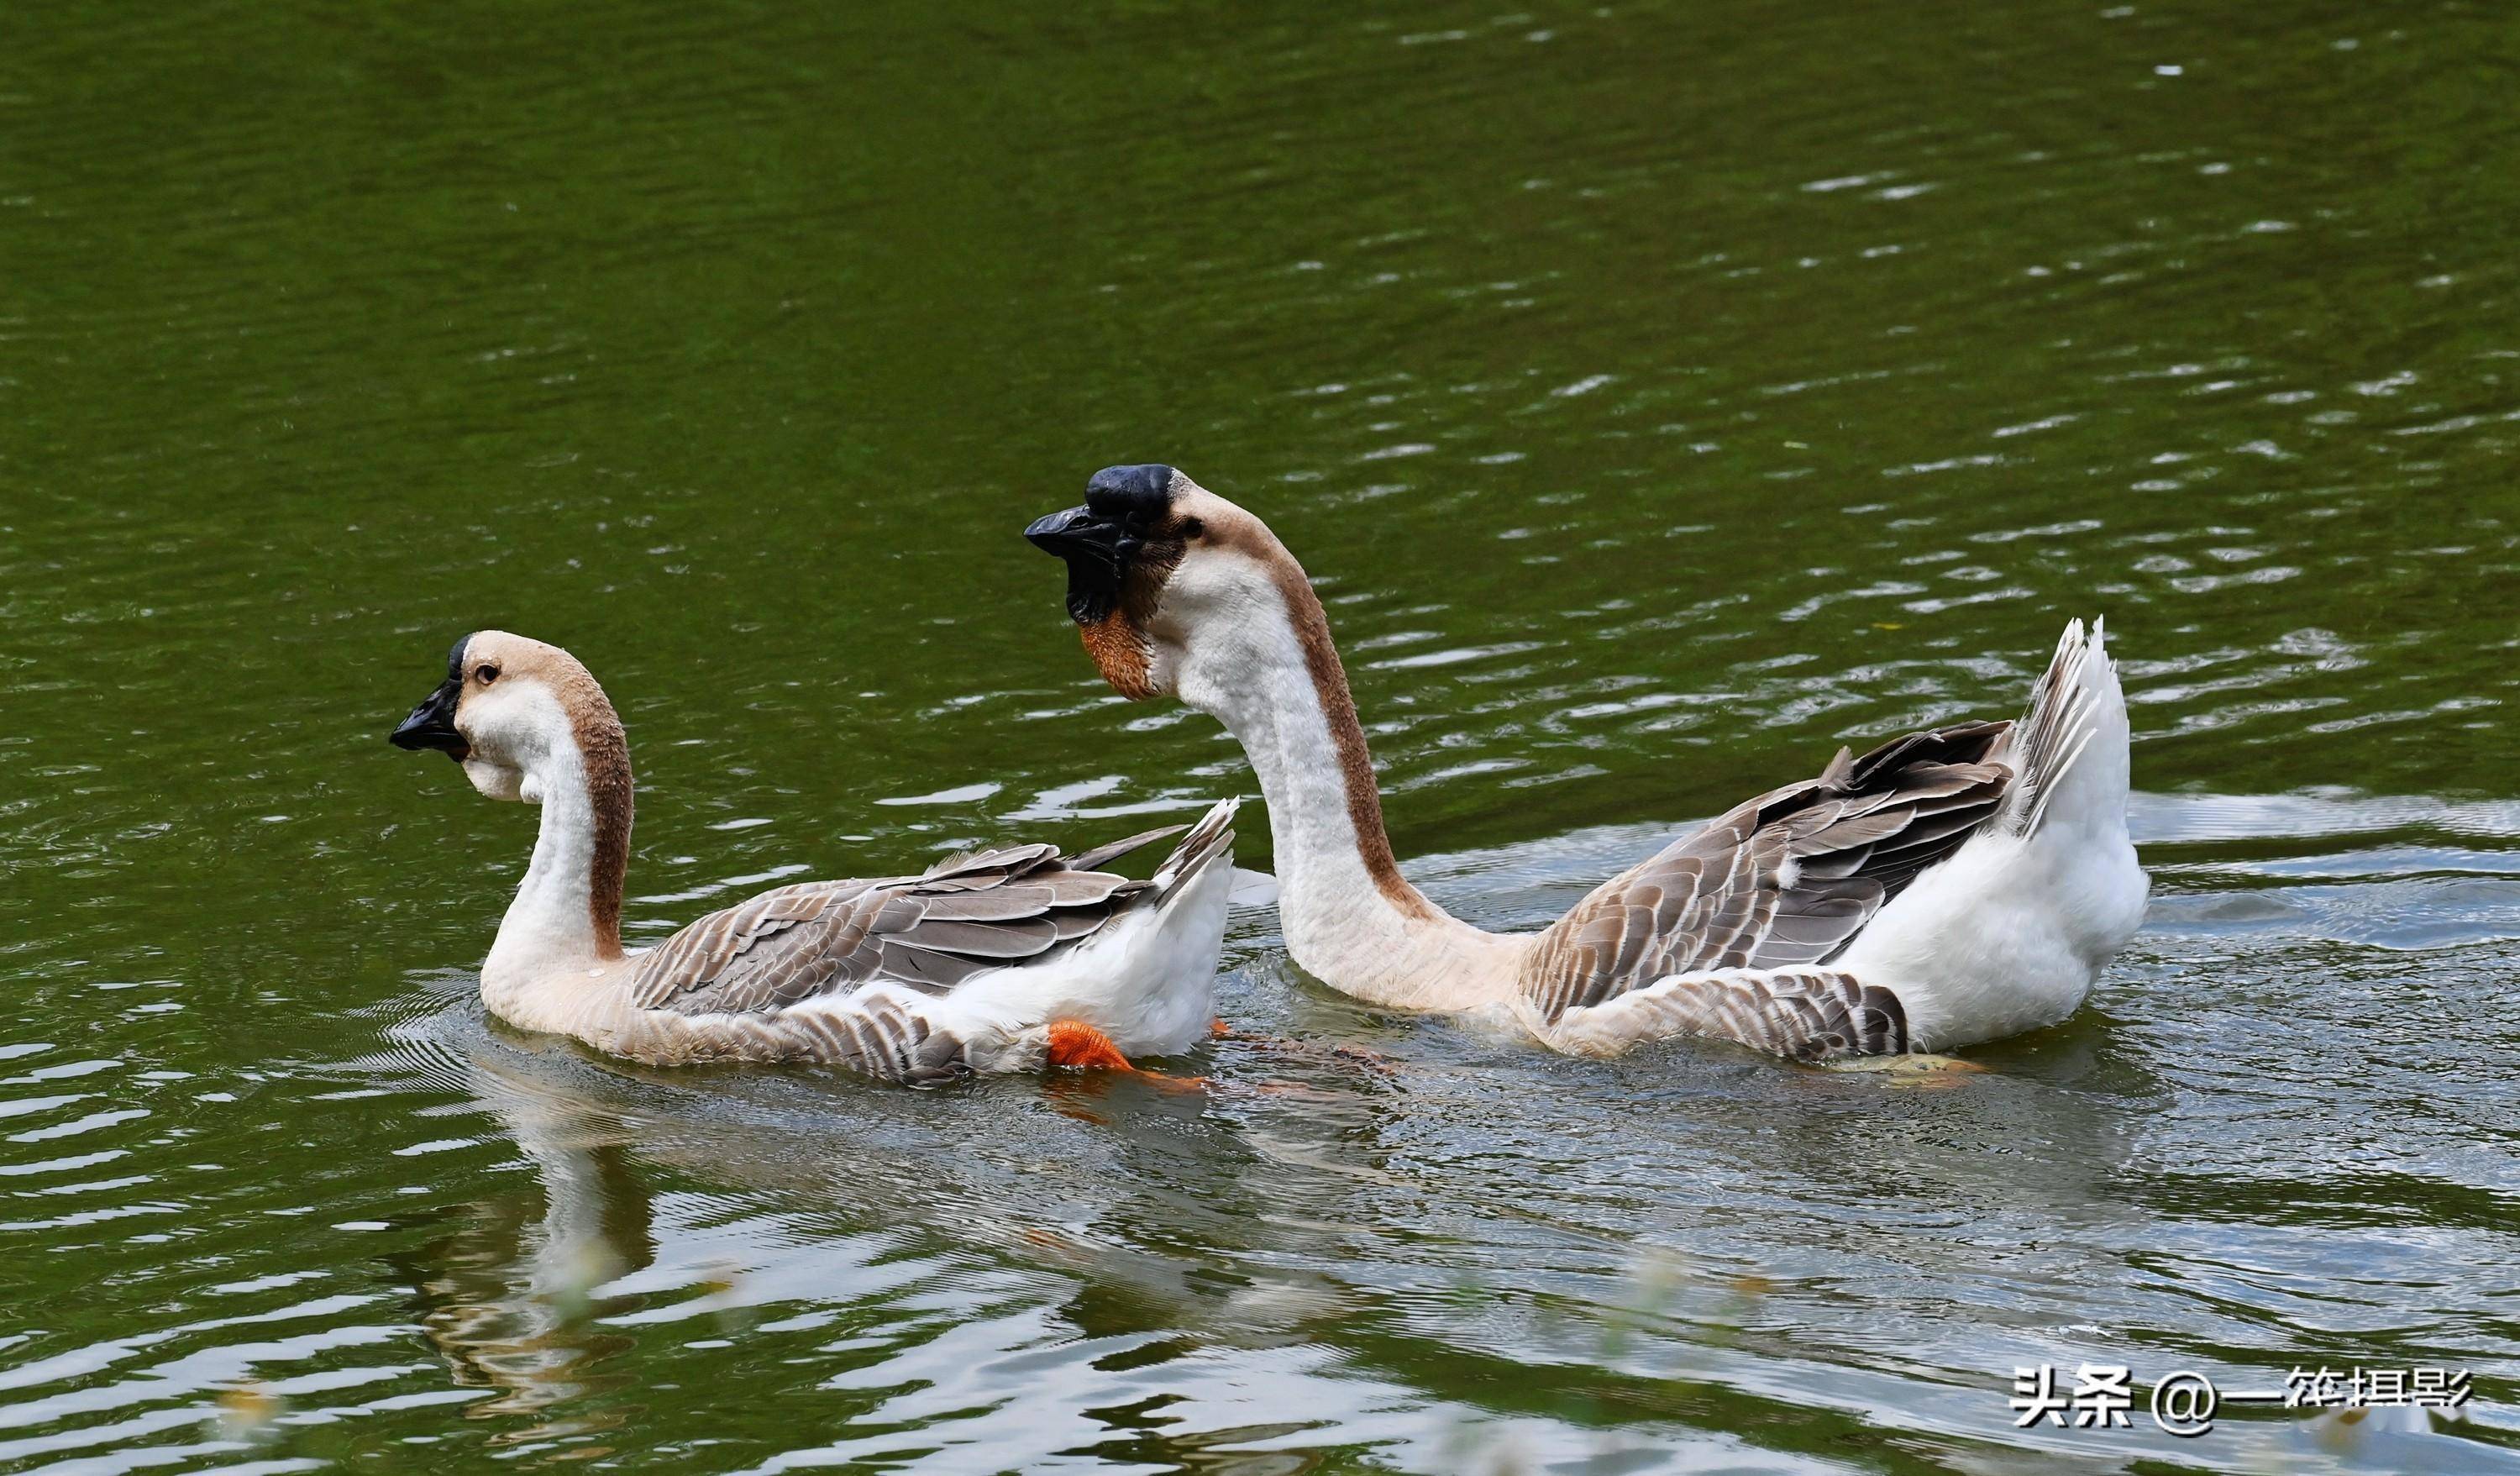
[626,822,1200,1018]
[670,990,979,1085]
[1546,968,1908,1062]
[1519,722,2016,1029]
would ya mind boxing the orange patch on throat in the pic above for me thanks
[1044,1020,1134,1071]
[1078,613,1157,700]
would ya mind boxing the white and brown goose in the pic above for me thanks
[388,631,1238,1083]
[1025,465,2149,1063]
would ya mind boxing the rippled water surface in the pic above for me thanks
[6,2,2519,1470]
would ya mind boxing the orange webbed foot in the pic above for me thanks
[1045,1019,1134,1072]
[1042,1021,1213,1095]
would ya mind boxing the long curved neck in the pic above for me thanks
[484,725,632,992]
[1173,558,1519,1010]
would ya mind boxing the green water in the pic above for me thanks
[5,1,2518,1470]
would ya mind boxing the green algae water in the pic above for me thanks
[4,2,2518,1470]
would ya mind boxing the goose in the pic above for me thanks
[1024,465,2149,1062]
[387,630,1238,1083]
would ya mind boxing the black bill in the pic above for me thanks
[390,636,471,761]
[1024,463,1176,624]
[1024,505,1132,624]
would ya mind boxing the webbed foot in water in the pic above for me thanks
[1823,1052,1988,1088]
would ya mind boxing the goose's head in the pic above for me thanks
[1024,465,1300,701]
[389,630,620,804]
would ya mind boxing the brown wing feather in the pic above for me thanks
[627,852,1155,1017]
[1520,721,2016,1023]
[1552,969,1909,1062]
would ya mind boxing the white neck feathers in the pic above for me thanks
[1168,552,1520,1010]
[480,691,631,1003]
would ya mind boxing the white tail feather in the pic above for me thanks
[2004,617,2120,838]
[1833,615,2145,1050]
[1154,796,1242,890]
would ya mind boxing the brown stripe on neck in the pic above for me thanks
[571,693,634,960]
[1248,538,1438,922]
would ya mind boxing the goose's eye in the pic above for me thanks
[475,664,499,685]
[1176,517,1205,541]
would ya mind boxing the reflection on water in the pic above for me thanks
[5,0,2519,1468]
[393,1053,652,1426]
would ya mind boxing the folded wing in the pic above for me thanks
[1549,968,1908,1061]
[627,824,1195,1016]
[1520,721,2015,1027]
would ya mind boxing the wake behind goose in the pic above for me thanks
[1024,465,2148,1062]
[387,630,1237,1082]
